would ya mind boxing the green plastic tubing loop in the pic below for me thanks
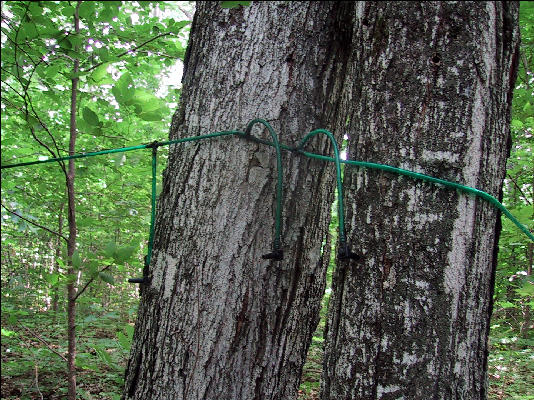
[0,143,149,169]
[294,129,359,260]
[300,153,534,243]
[243,119,284,260]
[0,131,245,171]
[146,142,158,267]
[295,129,345,241]
[1,120,532,246]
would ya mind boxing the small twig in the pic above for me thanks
[1,204,69,243]
[507,174,532,205]
[27,96,67,173]
[520,52,531,90]
[34,365,44,400]
[1,77,25,99]
[84,31,173,74]
[12,2,29,83]
[18,323,68,362]
[72,264,112,302]
[178,5,194,20]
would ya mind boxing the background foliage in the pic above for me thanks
[1,1,532,399]
[1,1,192,398]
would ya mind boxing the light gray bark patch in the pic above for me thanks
[322,2,519,399]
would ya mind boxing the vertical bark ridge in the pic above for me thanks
[124,2,353,399]
[323,2,519,399]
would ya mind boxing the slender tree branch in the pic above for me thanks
[1,204,69,243]
[520,51,531,90]
[11,81,67,174]
[1,77,25,99]
[11,4,26,84]
[34,365,44,400]
[84,31,173,74]
[23,54,49,94]
[177,5,194,20]
[17,323,68,362]
[72,264,112,302]
[26,95,67,173]
[3,30,45,72]
[507,173,533,205]
[13,186,67,217]
[8,59,65,172]
[28,125,67,173]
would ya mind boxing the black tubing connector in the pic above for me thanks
[338,241,360,261]
[128,255,149,284]
[262,248,284,260]
[128,277,145,284]
[145,140,159,149]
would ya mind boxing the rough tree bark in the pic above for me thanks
[124,2,353,399]
[66,3,81,399]
[124,1,520,399]
[323,2,520,399]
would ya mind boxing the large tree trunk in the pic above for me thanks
[323,2,519,399]
[124,2,352,399]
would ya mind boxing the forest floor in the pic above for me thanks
[1,308,533,400]
[298,318,534,400]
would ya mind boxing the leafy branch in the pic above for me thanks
[72,264,112,302]
[507,173,533,206]
[17,323,68,363]
[1,203,68,242]
[83,31,174,74]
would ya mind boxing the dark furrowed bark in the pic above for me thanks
[124,2,352,399]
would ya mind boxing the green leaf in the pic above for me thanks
[174,20,191,29]
[113,245,137,264]
[87,260,100,275]
[1,328,17,337]
[511,119,524,129]
[82,107,100,126]
[44,64,62,80]
[59,38,72,50]
[496,301,516,309]
[117,331,131,350]
[68,34,84,49]
[76,353,100,371]
[117,72,134,92]
[28,2,42,16]
[61,5,75,17]
[8,313,17,324]
[125,324,134,339]
[220,1,251,8]
[72,250,82,268]
[139,110,164,121]
[20,22,38,40]
[99,271,115,284]
[131,90,163,112]
[104,241,117,258]
[112,73,136,106]
[44,273,60,285]
[515,281,534,297]
[111,85,123,104]
[78,1,96,20]
[89,62,111,84]
[93,345,114,367]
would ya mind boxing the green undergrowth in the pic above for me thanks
[2,298,532,400]
[298,318,534,400]
[1,299,136,400]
